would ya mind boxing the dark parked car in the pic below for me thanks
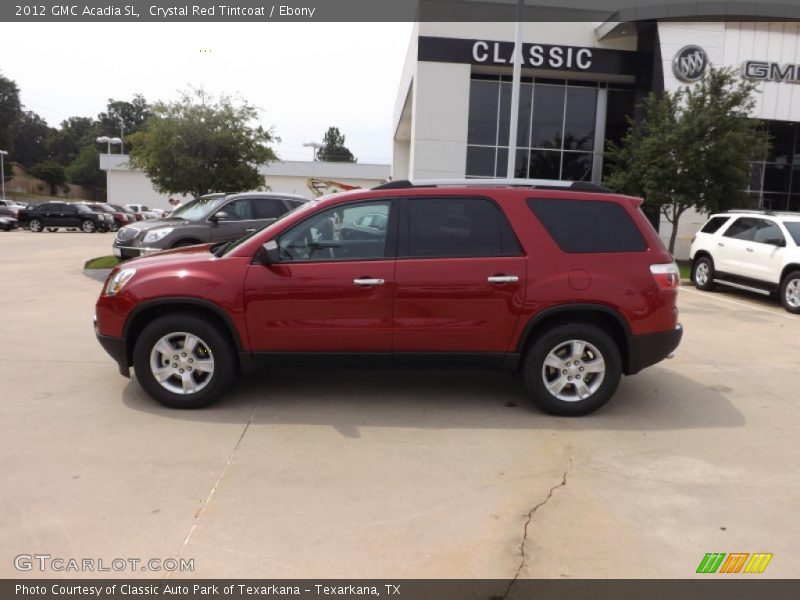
[18,201,113,233]
[109,204,144,222]
[85,203,134,232]
[95,179,682,415]
[112,192,308,259]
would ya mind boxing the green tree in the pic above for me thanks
[66,145,104,192]
[48,116,99,166]
[97,94,151,141]
[28,160,67,195]
[0,72,22,155]
[606,67,768,254]
[12,110,54,167]
[129,89,277,197]
[316,126,356,162]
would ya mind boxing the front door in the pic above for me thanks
[393,196,527,357]
[244,199,396,352]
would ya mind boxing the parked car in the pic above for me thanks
[0,205,19,218]
[690,210,800,313]
[0,199,27,210]
[125,204,164,219]
[18,201,113,233]
[84,203,133,232]
[0,215,17,231]
[95,179,682,415]
[112,192,308,259]
[110,204,144,222]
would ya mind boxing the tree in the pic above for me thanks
[97,94,151,140]
[606,67,768,253]
[66,145,104,192]
[129,89,277,197]
[0,72,22,154]
[12,110,54,167]
[28,160,67,195]
[49,116,99,166]
[316,126,356,162]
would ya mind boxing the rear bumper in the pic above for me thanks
[625,324,683,375]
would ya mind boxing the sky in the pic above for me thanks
[0,22,414,164]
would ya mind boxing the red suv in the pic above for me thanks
[95,180,682,416]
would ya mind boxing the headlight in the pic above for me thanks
[143,228,174,243]
[105,268,136,296]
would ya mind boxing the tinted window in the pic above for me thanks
[406,197,520,258]
[219,198,252,221]
[723,217,759,241]
[279,200,391,262]
[251,198,285,219]
[700,216,730,234]
[528,198,647,253]
[784,222,800,245]
[752,220,784,245]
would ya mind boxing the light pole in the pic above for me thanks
[109,137,122,153]
[96,136,112,153]
[0,150,7,200]
[303,142,324,161]
[119,118,125,154]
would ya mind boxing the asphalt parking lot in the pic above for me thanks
[0,230,798,579]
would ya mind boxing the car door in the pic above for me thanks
[243,199,396,353]
[740,219,786,284]
[249,196,290,231]
[209,197,256,242]
[716,217,759,277]
[62,204,81,228]
[39,203,59,227]
[392,196,526,361]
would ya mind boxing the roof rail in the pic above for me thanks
[726,209,776,216]
[372,178,613,194]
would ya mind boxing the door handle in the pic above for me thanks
[717,242,725,247]
[746,247,754,252]
[353,278,384,286]
[487,275,519,284]
[245,228,256,232]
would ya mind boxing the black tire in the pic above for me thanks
[779,270,800,314]
[692,256,716,291]
[81,220,96,233]
[520,322,622,416]
[108,223,119,232]
[132,314,236,409]
[29,219,43,232]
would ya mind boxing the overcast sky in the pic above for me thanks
[0,22,413,164]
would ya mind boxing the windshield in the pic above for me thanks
[170,196,227,220]
[218,199,319,256]
[784,222,800,245]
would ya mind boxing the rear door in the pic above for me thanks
[392,196,526,360]
[740,219,786,284]
[716,217,759,276]
[210,197,256,242]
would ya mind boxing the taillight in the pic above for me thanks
[650,262,680,290]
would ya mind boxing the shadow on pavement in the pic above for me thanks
[121,365,745,435]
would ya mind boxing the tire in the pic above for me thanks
[692,256,716,291]
[108,223,119,232]
[29,219,43,232]
[81,220,96,233]
[132,314,236,409]
[779,270,800,314]
[520,322,622,416]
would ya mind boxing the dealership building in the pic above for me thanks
[393,12,800,257]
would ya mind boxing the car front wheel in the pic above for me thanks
[81,220,96,233]
[692,256,716,291]
[521,322,622,416]
[780,271,800,314]
[29,219,43,232]
[132,314,237,408]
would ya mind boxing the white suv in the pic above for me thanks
[690,210,800,313]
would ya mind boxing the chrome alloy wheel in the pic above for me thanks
[694,262,709,286]
[541,339,606,402]
[786,278,800,309]
[149,332,215,395]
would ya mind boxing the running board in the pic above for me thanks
[715,279,771,296]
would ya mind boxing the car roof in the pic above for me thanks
[222,191,309,201]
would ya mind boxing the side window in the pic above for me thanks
[219,198,252,221]
[723,217,759,241]
[700,216,730,234]
[286,199,305,209]
[251,198,285,220]
[753,220,785,245]
[278,200,391,262]
[406,197,519,258]
[63,204,77,213]
[527,198,647,253]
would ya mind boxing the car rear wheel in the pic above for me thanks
[780,271,800,314]
[29,219,43,232]
[133,314,236,409]
[81,220,96,233]
[521,322,622,416]
[692,256,716,291]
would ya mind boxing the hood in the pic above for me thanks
[120,217,196,234]
[126,243,216,267]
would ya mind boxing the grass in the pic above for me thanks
[84,255,120,270]
[677,261,691,281]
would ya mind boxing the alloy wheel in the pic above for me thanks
[149,332,215,395]
[541,339,606,402]
[694,262,709,286]
[786,279,800,309]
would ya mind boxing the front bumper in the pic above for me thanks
[94,317,130,377]
[625,324,683,375]
[113,245,161,259]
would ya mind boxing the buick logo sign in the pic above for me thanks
[673,45,708,82]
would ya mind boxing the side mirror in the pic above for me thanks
[259,240,280,265]
[211,211,229,224]
[766,238,786,247]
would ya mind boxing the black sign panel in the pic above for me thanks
[418,36,644,76]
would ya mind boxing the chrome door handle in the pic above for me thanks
[245,228,256,232]
[353,278,384,286]
[718,242,725,247]
[746,247,754,252]
[487,275,519,284]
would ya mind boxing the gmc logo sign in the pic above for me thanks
[742,60,800,83]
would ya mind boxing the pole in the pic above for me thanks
[506,0,523,179]
[0,153,5,200]
[120,119,125,154]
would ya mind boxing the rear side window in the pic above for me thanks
[405,197,522,258]
[251,198,285,219]
[527,198,647,253]
[700,216,730,234]
[723,217,759,241]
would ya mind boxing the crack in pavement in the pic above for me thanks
[501,458,572,599]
